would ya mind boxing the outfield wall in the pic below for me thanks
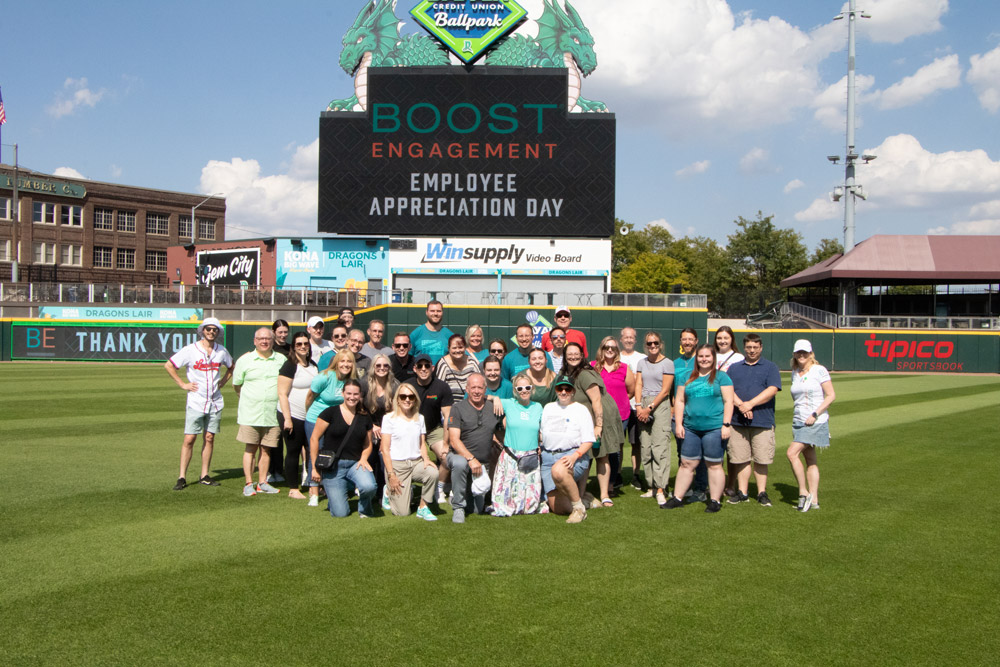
[4,311,997,373]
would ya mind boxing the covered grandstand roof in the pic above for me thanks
[781,235,1000,287]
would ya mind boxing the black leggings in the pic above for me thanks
[281,413,309,489]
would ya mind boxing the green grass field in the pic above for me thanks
[2,363,998,665]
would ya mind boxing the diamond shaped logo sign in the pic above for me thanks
[410,0,528,65]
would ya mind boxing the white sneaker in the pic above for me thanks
[307,495,319,507]
[639,489,654,498]
[381,491,391,511]
[655,490,667,506]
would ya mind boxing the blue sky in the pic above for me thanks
[2,0,998,251]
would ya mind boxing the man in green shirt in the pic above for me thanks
[233,327,284,497]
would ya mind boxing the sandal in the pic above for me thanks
[601,498,614,507]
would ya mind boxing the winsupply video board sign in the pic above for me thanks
[11,322,202,362]
[195,248,260,287]
[389,237,610,275]
[319,67,615,238]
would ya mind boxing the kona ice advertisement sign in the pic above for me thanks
[275,238,390,291]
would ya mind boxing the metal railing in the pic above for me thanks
[781,302,839,328]
[839,315,999,330]
[0,282,707,310]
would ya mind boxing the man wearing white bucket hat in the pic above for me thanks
[164,317,234,490]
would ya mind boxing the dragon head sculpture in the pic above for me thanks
[339,0,401,75]
[536,0,598,77]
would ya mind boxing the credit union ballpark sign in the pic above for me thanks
[409,1,528,64]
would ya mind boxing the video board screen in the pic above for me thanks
[319,67,615,238]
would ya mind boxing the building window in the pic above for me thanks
[178,216,192,240]
[117,210,136,233]
[116,248,135,270]
[94,208,114,230]
[33,202,56,224]
[60,244,83,266]
[146,250,167,272]
[61,205,83,227]
[146,212,169,236]
[33,242,57,264]
[1,197,11,220]
[93,246,113,268]
[0,240,10,261]
[198,218,216,240]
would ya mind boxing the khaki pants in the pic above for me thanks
[388,459,437,516]
[638,397,672,491]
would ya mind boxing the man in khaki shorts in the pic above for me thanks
[233,327,284,497]
[725,333,782,506]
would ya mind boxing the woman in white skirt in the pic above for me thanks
[787,339,836,512]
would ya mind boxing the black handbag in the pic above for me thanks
[314,410,361,471]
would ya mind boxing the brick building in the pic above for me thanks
[0,165,225,284]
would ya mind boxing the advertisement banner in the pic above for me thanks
[38,306,203,322]
[275,238,390,290]
[836,331,996,373]
[319,68,615,238]
[389,237,610,276]
[12,322,202,362]
[196,248,260,287]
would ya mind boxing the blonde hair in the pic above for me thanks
[597,335,621,369]
[323,349,357,380]
[791,350,818,372]
[390,384,422,417]
[528,348,556,385]
[364,353,399,415]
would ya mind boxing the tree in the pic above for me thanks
[612,252,689,294]
[610,219,651,273]
[667,235,729,310]
[810,238,844,265]
[726,212,808,291]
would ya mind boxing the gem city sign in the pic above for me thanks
[408,1,528,65]
[320,0,614,238]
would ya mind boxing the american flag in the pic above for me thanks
[0,86,6,125]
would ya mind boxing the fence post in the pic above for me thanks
[59,283,63,302]
[120,284,124,302]
[29,282,34,302]
[241,285,245,305]
[89,284,94,302]
[149,284,153,303]
[271,285,275,305]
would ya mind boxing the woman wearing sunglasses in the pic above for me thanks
[361,353,398,505]
[487,338,508,362]
[634,332,674,505]
[540,376,595,523]
[380,386,438,521]
[492,373,545,516]
[562,342,625,508]
[593,336,635,496]
[277,332,319,501]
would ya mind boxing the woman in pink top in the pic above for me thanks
[593,336,635,500]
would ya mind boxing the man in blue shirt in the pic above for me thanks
[725,333,782,507]
[502,323,552,381]
[409,300,454,364]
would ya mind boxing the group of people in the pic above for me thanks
[165,302,836,522]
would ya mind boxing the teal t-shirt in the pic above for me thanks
[674,355,697,387]
[472,349,491,364]
[501,398,543,452]
[306,372,344,422]
[409,325,455,364]
[486,379,513,400]
[682,371,732,431]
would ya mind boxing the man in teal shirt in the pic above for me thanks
[502,323,553,381]
[409,300,454,364]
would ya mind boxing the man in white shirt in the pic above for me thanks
[164,317,234,490]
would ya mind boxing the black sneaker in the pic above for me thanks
[630,477,644,491]
[727,491,749,505]
[756,491,772,507]
[705,499,722,513]
[199,475,220,486]
[173,477,187,491]
[660,496,684,510]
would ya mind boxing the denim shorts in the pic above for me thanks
[792,421,831,448]
[679,427,725,463]
[185,408,222,435]
[540,449,591,495]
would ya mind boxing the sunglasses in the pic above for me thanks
[490,348,504,353]
[415,363,432,370]
[394,343,410,348]
[398,394,416,401]
[203,326,219,333]
[293,342,310,347]
[603,345,618,351]
[515,385,533,392]
[332,334,348,339]
[374,363,390,369]
[550,334,566,340]
[555,386,574,393]
[645,341,661,347]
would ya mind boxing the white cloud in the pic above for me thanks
[200,140,318,238]
[47,78,106,118]
[875,55,961,109]
[850,0,949,45]
[52,167,86,179]
[784,179,805,193]
[675,160,711,177]
[929,200,1000,235]
[110,164,122,179]
[646,218,695,237]
[968,45,1000,113]
[795,197,841,222]
[739,147,770,173]
[812,74,876,130]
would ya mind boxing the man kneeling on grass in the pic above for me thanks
[164,317,234,490]
[233,327,284,496]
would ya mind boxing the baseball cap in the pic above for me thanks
[553,375,575,389]
[471,468,491,496]
[198,317,224,337]
[792,339,813,353]
[307,316,324,328]
[555,305,572,316]
[413,353,433,365]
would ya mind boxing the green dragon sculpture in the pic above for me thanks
[328,0,608,113]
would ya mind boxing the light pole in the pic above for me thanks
[190,193,222,245]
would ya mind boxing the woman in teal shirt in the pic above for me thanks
[665,345,734,513]
[492,373,544,516]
